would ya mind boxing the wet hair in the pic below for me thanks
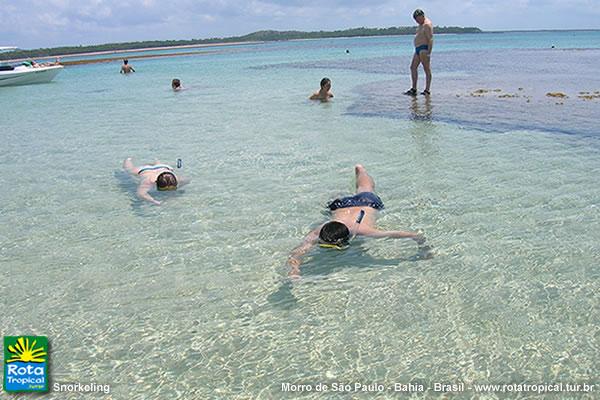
[413,9,425,18]
[156,172,178,191]
[320,77,331,88]
[172,78,181,88]
[319,221,350,245]
[123,59,129,65]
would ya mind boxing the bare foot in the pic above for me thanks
[355,164,365,175]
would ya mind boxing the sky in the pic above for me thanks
[1,0,599,49]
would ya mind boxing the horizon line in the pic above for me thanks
[6,27,599,51]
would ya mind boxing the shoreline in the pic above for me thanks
[58,49,232,66]
[4,27,598,63]
[5,41,264,63]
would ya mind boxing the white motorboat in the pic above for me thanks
[0,63,63,87]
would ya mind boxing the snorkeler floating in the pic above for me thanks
[123,158,189,205]
[287,164,425,276]
[309,77,334,101]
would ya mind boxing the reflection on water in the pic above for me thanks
[268,242,435,310]
[410,95,432,121]
[309,48,600,136]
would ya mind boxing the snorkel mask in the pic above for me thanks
[318,210,365,251]
[156,172,178,191]
[318,241,350,251]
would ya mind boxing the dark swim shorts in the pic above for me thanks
[415,44,429,54]
[327,192,384,211]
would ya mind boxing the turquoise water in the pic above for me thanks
[1,31,599,399]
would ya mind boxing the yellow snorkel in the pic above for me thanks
[157,185,177,191]
[318,242,349,251]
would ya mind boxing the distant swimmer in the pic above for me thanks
[120,59,135,74]
[172,78,182,91]
[287,164,425,276]
[404,9,433,96]
[122,158,189,205]
[309,77,334,101]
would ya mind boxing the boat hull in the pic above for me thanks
[0,65,63,87]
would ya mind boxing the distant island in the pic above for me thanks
[1,26,481,61]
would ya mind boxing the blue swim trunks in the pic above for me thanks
[415,44,429,54]
[328,192,384,211]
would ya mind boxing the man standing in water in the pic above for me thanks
[287,165,425,277]
[404,9,433,96]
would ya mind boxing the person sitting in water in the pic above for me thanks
[122,158,188,205]
[309,77,334,101]
[287,164,425,276]
[120,59,135,74]
[172,78,182,91]
[39,59,61,67]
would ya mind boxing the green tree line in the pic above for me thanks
[1,26,481,60]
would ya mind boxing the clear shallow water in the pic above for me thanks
[1,32,599,399]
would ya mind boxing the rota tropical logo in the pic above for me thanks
[3,336,48,392]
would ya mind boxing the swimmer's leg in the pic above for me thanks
[123,157,140,175]
[419,50,432,93]
[355,164,375,193]
[410,53,420,92]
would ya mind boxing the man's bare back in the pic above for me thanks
[287,165,425,276]
[120,59,135,74]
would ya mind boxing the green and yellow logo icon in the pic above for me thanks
[3,336,48,392]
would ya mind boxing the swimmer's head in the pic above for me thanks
[172,78,181,89]
[320,77,331,90]
[156,172,178,191]
[318,221,350,250]
[413,9,425,23]
[123,59,129,65]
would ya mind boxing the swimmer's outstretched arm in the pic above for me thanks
[287,226,321,277]
[137,180,161,205]
[361,228,425,244]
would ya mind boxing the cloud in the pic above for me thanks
[1,0,598,48]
